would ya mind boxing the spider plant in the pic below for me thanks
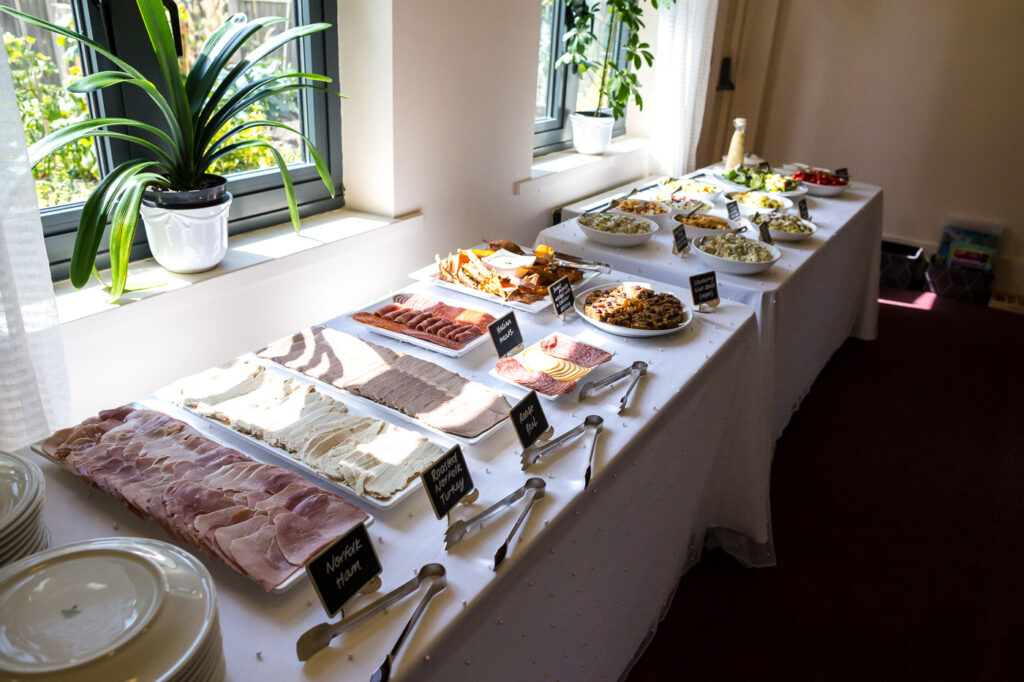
[0,0,339,300]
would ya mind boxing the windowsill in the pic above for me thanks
[514,136,649,197]
[54,208,401,326]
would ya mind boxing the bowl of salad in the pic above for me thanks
[692,232,781,275]
[658,176,724,203]
[790,168,848,196]
[608,198,676,231]
[673,213,742,240]
[751,213,818,242]
[718,166,807,197]
[576,211,658,247]
[724,191,794,215]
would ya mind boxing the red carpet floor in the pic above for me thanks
[627,290,1024,680]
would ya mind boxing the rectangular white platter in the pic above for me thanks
[408,257,600,314]
[249,353,509,447]
[487,336,617,402]
[349,292,491,358]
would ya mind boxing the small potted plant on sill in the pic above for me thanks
[557,0,670,155]
[0,0,339,301]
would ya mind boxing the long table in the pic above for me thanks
[541,175,883,440]
[21,269,772,681]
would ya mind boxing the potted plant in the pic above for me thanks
[0,1,338,301]
[557,0,670,155]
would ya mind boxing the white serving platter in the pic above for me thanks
[350,292,492,358]
[144,397,437,513]
[487,335,615,401]
[410,254,601,314]
[251,353,509,447]
[691,236,782,275]
[573,281,695,338]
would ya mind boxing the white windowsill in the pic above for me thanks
[54,208,401,326]
[514,136,649,197]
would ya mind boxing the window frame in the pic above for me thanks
[534,0,628,157]
[29,0,343,282]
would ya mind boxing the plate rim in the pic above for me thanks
[572,280,695,338]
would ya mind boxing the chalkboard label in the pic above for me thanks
[306,523,382,617]
[511,390,548,450]
[726,200,741,221]
[835,167,849,180]
[798,198,810,220]
[422,444,474,520]
[672,224,689,254]
[758,161,771,170]
[689,271,719,307]
[758,221,774,245]
[488,311,523,358]
[549,276,574,317]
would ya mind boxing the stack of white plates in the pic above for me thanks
[0,452,48,566]
[0,537,224,681]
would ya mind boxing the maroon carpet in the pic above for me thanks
[627,290,1024,680]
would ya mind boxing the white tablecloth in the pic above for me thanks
[17,270,771,681]
[543,176,884,440]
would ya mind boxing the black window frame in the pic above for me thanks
[534,0,628,157]
[29,0,343,282]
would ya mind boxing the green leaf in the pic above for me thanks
[70,161,159,288]
[67,71,139,93]
[206,120,334,196]
[215,141,300,232]
[136,0,192,151]
[29,118,175,167]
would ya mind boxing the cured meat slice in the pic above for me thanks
[538,333,613,368]
[259,328,509,438]
[495,358,576,396]
[41,406,369,591]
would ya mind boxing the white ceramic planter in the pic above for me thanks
[140,194,231,273]
[569,113,614,155]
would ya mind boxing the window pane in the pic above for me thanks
[179,0,306,175]
[535,0,555,120]
[575,0,616,114]
[1,0,99,209]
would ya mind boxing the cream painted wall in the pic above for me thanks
[756,0,1024,292]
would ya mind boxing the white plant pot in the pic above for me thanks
[570,113,615,155]
[140,194,231,273]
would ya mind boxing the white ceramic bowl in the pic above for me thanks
[659,178,724,204]
[766,218,818,242]
[724,191,794,215]
[673,213,742,241]
[576,214,658,247]
[803,180,847,197]
[608,203,675,231]
[692,235,782,275]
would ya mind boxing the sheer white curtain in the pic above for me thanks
[650,0,719,176]
[0,50,71,450]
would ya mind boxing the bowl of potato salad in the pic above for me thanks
[724,191,794,215]
[692,232,781,275]
[576,211,658,247]
[752,213,818,242]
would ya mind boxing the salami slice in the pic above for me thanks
[538,333,612,368]
[495,358,576,396]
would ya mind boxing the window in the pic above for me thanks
[534,0,628,156]
[1,0,342,281]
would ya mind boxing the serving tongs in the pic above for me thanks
[444,478,545,557]
[547,251,612,274]
[369,568,447,682]
[520,414,598,470]
[578,361,648,413]
[296,564,446,662]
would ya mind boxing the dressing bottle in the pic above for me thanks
[725,117,747,169]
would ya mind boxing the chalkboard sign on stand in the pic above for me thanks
[306,524,382,617]
[549,276,574,318]
[511,390,549,450]
[422,445,475,520]
[689,271,720,308]
[488,312,524,358]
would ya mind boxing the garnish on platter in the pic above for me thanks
[491,333,613,398]
[435,240,587,304]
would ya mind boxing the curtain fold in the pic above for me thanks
[650,0,719,176]
[0,50,71,450]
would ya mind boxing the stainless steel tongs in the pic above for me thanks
[444,478,546,555]
[578,361,648,413]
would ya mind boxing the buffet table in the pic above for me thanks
[21,268,771,681]
[543,175,884,440]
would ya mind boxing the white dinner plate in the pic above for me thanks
[573,281,695,338]
[350,292,492,358]
[0,538,218,682]
[0,453,41,538]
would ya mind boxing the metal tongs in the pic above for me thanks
[296,563,446,662]
[444,478,546,569]
[548,250,612,273]
[370,569,447,682]
[578,361,648,413]
[520,414,602,470]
